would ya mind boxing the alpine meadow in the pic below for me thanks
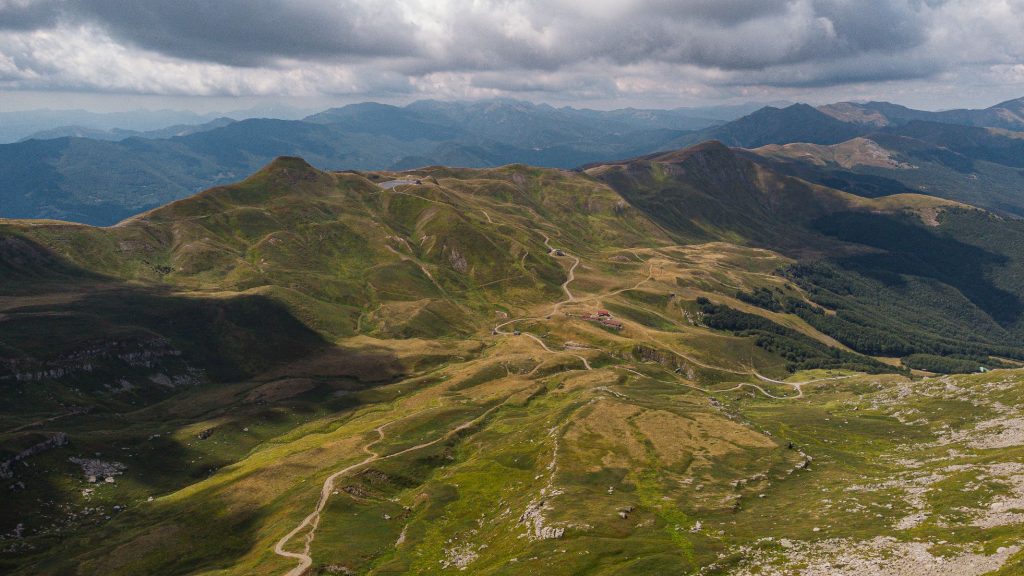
[3,1,1024,575]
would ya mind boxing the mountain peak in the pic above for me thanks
[251,156,324,185]
[263,155,317,173]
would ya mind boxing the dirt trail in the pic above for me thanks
[273,427,386,576]
[619,363,855,400]
[540,233,580,309]
[617,367,802,400]
[490,231,592,371]
[274,408,497,575]
[3,409,87,434]
[485,226,834,395]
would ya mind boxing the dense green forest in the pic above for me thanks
[728,209,1024,374]
[696,297,897,374]
[901,354,1008,374]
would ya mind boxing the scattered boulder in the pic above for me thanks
[69,457,126,480]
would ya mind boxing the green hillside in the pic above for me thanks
[747,125,1024,216]
[3,148,1024,575]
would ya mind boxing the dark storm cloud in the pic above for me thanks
[647,0,796,24]
[721,53,946,88]
[813,0,927,54]
[2,0,934,71]
[69,0,419,66]
[0,0,1019,101]
[401,0,935,78]
[0,0,61,30]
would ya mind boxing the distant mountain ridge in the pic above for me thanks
[0,99,720,225]
[20,117,237,142]
[668,103,864,149]
[819,97,1024,131]
[744,118,1024,216]
[1,96,1022,225]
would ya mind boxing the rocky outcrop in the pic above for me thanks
[68,457,126,481]
[446,246,469,274]
[1,337,182,382]
[0,433,70,479]
[519,496,565,539]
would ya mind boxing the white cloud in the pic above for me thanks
[0,0,1021,107]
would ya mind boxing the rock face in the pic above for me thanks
[0,433,70,479]
[631,345,686,372]
[1,337,185,383]
[446,246,469,274]
[518,498,565,539]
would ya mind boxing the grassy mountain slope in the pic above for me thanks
[3,150,1024,575]
[747,125,1024,216]
[591,143,1024,362]
[587,141,954,248]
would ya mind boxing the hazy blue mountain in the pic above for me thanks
[2,96,1023,226]
[819,97,1024,131]
[20,117,237,142]
[666,103,870,149]
[0,106,313,144]
[0,99,709,225]
[0,109,220,144]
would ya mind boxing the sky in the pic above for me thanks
[1,0,1023,113]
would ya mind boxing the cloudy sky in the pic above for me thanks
[1,0,1022,112]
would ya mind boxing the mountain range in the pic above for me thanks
[2,97,1022,225]
[4,95,1024,574]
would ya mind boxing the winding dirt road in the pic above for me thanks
[485,226,845,399]
[273,408,499,575]
[270,180,859,575]
[540,233,580,309]
[491,232,593,370]
[617,367,802,400]
[273,427,387,576]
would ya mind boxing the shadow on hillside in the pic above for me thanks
[0,234,417,573]
[812,211,1022,324]
[743,154,920,198]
